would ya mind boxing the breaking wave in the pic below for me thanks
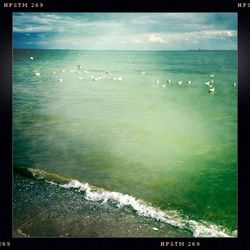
[23,167,237,238]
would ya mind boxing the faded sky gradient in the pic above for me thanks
[13,13,237,50]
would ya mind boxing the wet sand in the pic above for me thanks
[13,173,192,238]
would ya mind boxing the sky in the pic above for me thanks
[13,13,237,50]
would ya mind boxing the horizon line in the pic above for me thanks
[13,48,237,52]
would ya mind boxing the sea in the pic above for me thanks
[13,49,237,237]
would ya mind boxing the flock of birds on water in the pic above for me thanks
[30,56,237,95]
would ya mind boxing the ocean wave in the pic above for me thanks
[24,167,236,238]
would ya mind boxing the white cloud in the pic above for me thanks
[196,30,237,39]
[13,26,53,33]
[227,31,236,37]
[13,13,237,50]
[148,35,166,44]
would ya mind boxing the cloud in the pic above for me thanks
[132,30,237,45]
[148,35,166,44]
[13,26,53,33]
[13,13,237,50]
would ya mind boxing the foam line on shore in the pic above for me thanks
[16,167,236,238]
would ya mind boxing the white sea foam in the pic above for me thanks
[60,179,235,238]
[28,168,235,238]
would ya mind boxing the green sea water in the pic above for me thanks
[13,49,237,237]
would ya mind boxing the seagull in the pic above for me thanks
[93,76,102,81]
[167,80,171,84]
[208,87,215,93]
[155,80,160,84]
[62,69,66,72]
[177,80,182,85]
[58,79,63,82]
[33,70,40,76]
[51,71,57,75]
[187,80,191,85]
[210,74,214,78]
[30,56,34,60]
[113,77,122,81]
[204,81,213,88]
[160,83,166,88]
[141,71,146,75]
[233,83,236,87]
[78,76,83,80]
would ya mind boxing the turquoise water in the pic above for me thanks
[13,49,237,237]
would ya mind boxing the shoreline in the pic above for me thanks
[13,173,192,238]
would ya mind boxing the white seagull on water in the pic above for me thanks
[208,87,215,93]
[33,70,40,77]
[204,81,213,88]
